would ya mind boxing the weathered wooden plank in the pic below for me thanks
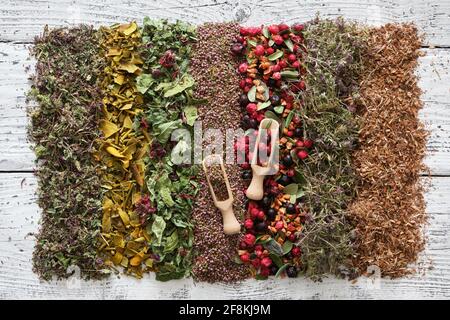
[0,173,449,299]
[0,0,449,46]
[1,43,449,174]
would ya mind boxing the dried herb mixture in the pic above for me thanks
[29,26,106,280]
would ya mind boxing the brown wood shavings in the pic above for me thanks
[349,23,429,278]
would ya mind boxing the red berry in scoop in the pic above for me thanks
[273,72,281,80]
[272,64,281,72]
[255,45,265,56]
[292,247,301,257]
[268,24,280,35]
[292,61,300,68]
[297,150,308,160]
[266,47,274,55]
[239,79,246,89]
[288,234,296,242]
[279,60,287,69]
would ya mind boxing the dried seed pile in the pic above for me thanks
[29,26,106,279]
[206,164,230,202]
[348,24,428,278]
[190,22,249,283]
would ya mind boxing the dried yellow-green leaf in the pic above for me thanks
[100,119,119,138]
[105,146,125,158]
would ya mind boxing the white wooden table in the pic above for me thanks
[1,0,449,300]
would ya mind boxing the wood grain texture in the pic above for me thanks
[0,173,449,299]
[0,0,449,46]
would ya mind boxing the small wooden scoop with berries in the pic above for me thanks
[246,119,279,200]
[203,154,241,235]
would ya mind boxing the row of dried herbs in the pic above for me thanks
[28,19,427,282]
[29,26,107,279]
[297,18,367,280]
[135,18,200,281]
[96,22,151,278]
[235,23,312,279]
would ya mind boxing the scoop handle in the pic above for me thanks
[246,174,265,200]
[221,207,241,235]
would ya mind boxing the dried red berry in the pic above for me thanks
[303,139,313,148]
[238,62,248,74]
[240,252,250,263]
[244,219,254,229]
[268,24,280,35]
[261,257,273,268]
[272,72,281,80]
[240,27,250,36]
[272,35,284,45]
[246,103,257,114]
[292,246,301,256]
[297,150,308,160]
[254,45,265,56]
[243,233,256,246]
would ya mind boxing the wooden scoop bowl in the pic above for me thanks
[202,155,241,235]
[245,119,280,200]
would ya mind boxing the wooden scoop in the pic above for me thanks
[202,154,241,235]
[246,119,279,200]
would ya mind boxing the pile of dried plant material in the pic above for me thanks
[96,22,151,278]
[136,18,200,281]
[27,18,429,283]
[28,26,106,279]
[348,23,428,278]
[189,22,249,283]
[298,18,366,280]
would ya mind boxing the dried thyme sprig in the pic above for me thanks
[28,25,107,280]
[298,17,367,279]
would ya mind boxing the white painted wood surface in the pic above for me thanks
[0,0,449,300]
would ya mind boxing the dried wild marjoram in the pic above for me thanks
[348,24,428,278]
[97,22,152,278]
[297,18,367,279]
[28,26,106,279]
